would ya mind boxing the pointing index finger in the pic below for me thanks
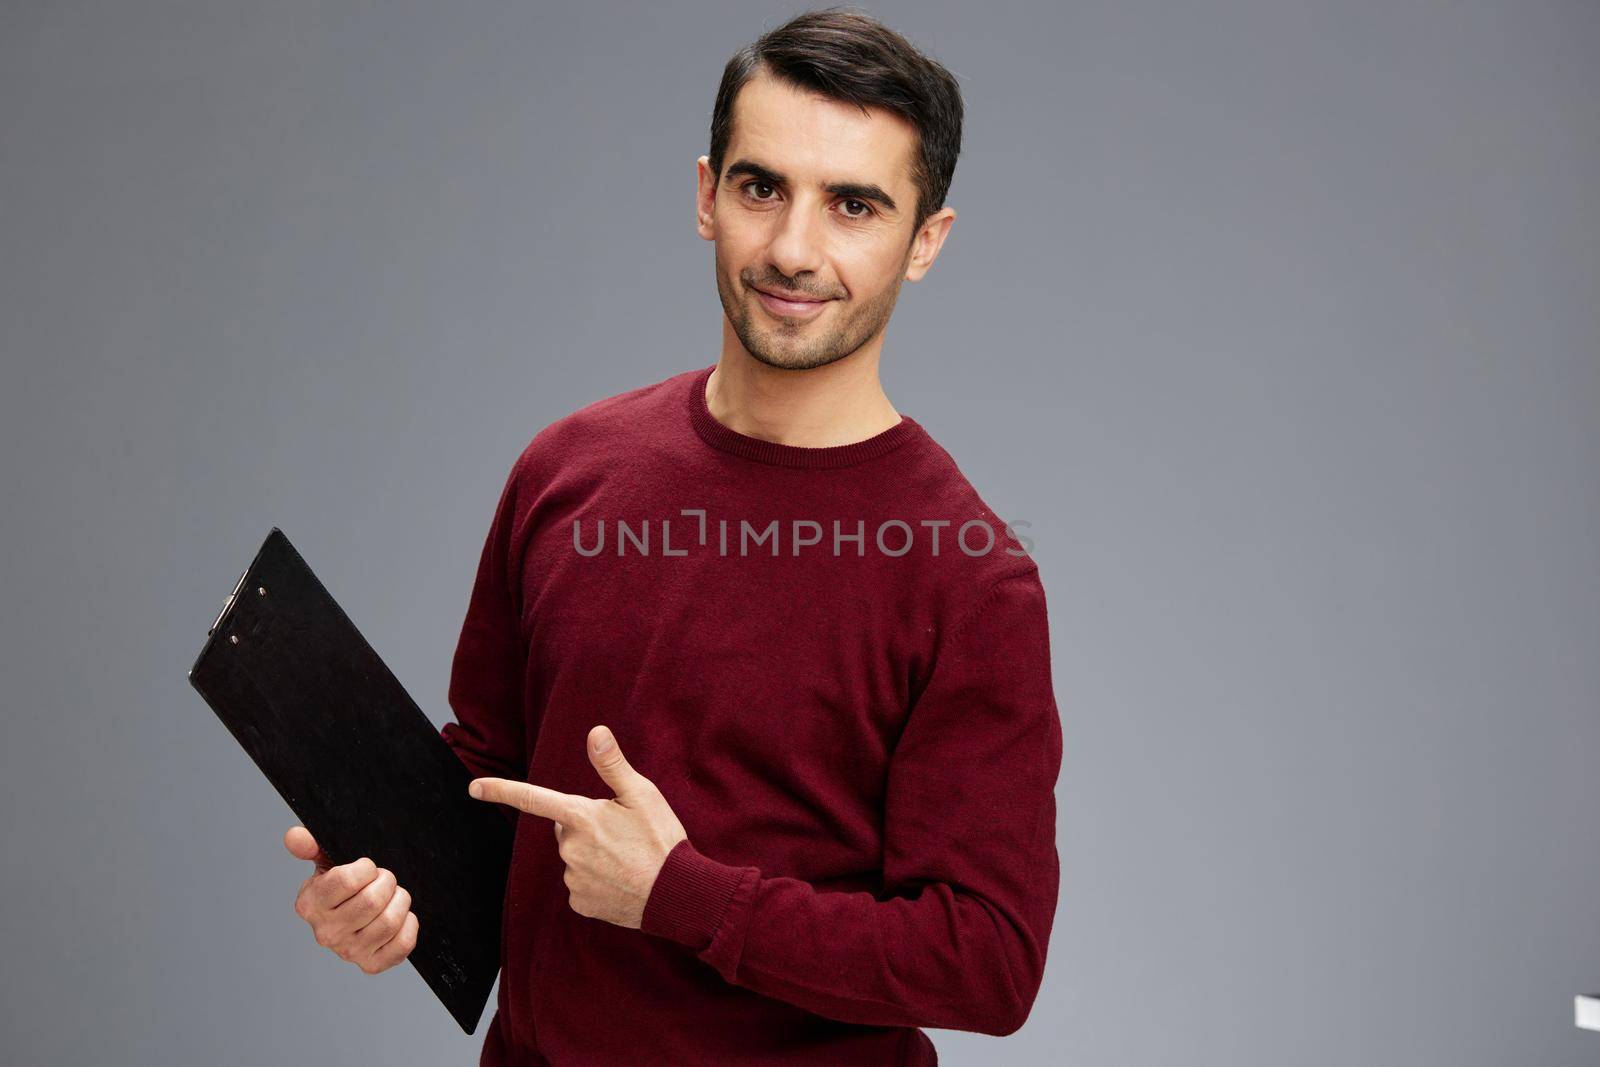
[469,777,587,824]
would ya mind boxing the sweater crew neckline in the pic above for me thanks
[687,364,925,469]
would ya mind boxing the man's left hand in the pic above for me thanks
[467,724,687,929]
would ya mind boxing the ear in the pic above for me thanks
[696,155,719,241]
[904,206,956,283]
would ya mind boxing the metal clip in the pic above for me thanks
[208,567,250,636]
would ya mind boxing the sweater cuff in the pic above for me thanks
[640,838,748,950]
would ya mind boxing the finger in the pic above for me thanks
[284,826,331,872]
[363,910,420,974]
[313,856,379,911]
[330,867,397,935]
[354,881,412,965]
[585,725,652,803]
[294,871,323,920]
[552,820,563,844]
[470,777,586,823]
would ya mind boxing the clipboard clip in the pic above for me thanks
[208,566,251,636]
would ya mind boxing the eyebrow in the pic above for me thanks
[723,158,899,214]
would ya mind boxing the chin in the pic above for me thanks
[744,348,805,371]
[748,345,851,372]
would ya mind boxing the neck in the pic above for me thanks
[705,352,901,448]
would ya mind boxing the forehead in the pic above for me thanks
[725,72,917,193]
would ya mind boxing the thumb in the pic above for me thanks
[586,725,651,803]
[284,825,331,874]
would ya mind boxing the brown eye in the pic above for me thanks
[841,199,872,219]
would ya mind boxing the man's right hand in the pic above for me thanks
[285,825,419,975]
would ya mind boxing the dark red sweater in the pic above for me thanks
[440,364,1062,1065]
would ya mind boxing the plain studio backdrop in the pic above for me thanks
[2,2,1596,1064]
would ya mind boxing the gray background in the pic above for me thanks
[2,1,1595,1064]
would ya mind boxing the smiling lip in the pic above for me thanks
[753,286,833,319]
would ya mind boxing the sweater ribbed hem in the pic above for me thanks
[687,364,926,469]
[639,838,749,950]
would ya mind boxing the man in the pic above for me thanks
[285,10,1062,1064]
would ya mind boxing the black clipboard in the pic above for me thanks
[186,527,514,1034]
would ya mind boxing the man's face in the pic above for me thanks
[696,72,953,371]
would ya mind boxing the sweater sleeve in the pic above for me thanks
[639,570,1064,1036]
[440,449,529,829]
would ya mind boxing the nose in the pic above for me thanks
[764,195,828,282]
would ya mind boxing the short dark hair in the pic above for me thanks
[708,7,964,236]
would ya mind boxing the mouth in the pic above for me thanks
[752,285,833,319]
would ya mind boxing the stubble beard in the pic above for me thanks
[714,255,905,372]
